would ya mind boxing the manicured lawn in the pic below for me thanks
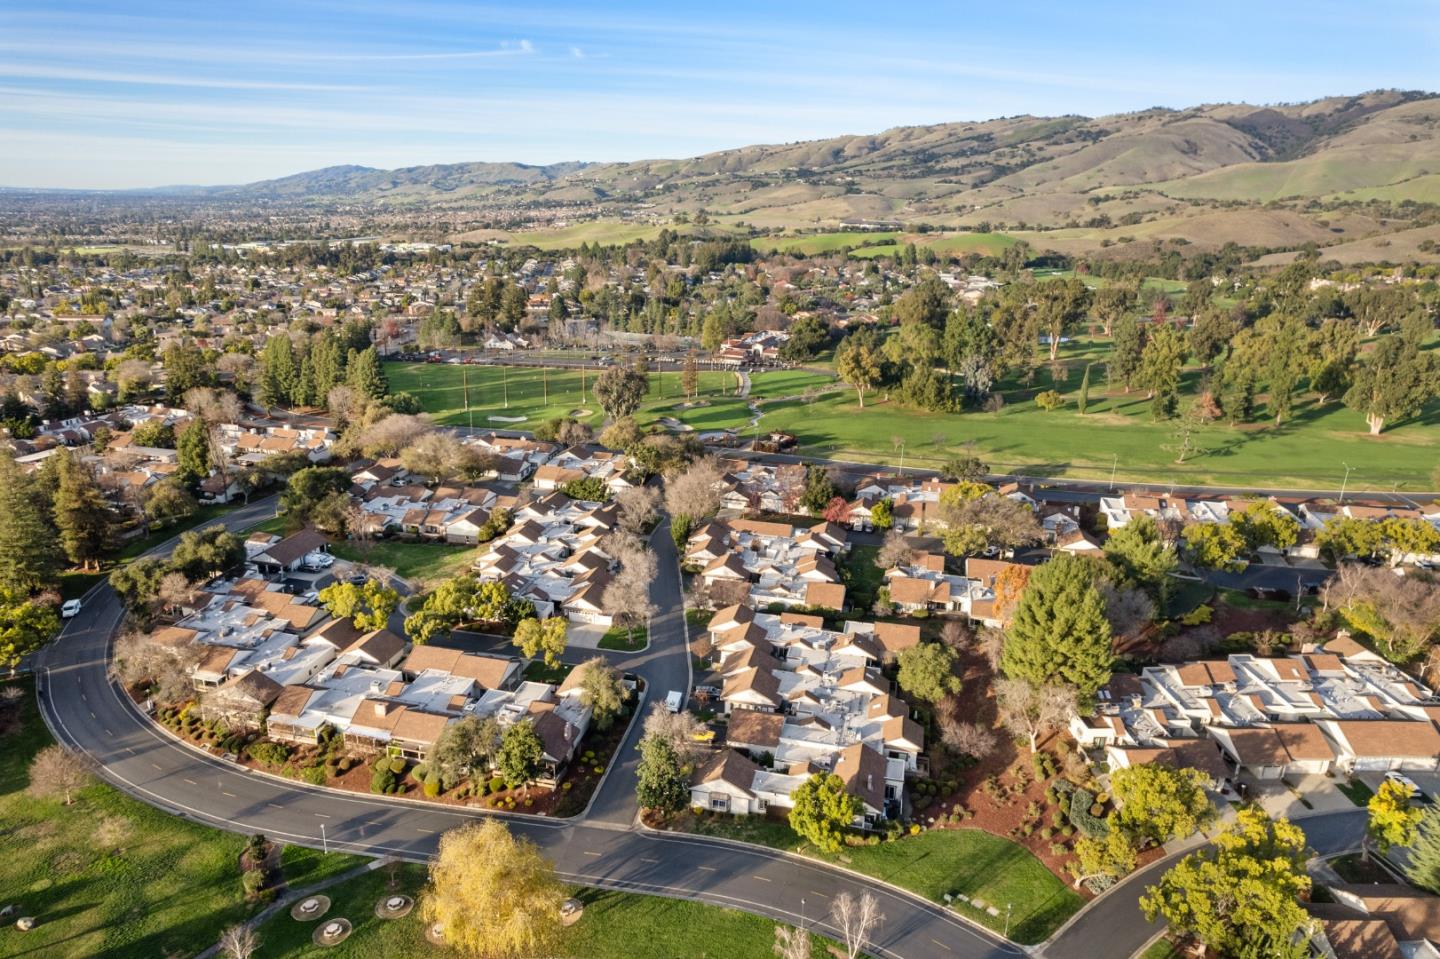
[599,625,648,651]
[116,503,241,560]
[330,540,476,591]
[251,863,833,958]
[1139,938,1185,959]
[246,515,289,537]
[384,363,740,430]
[755,381,1440,489]
[0,680,247,957]
[386,361,826,436]
[681,814,1081,944]
[1336,779,1375,807]
[279,845,370,889]
[522,660,575,684]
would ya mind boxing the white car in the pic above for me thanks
[303,551,334,570]
[1385,771,1429,801]
[61,599,82,619]
[664,690,683,713]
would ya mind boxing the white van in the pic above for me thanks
[664,690,683,713]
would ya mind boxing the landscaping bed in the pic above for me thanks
[149,689,636,819]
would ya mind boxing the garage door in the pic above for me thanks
[1353,758,1392,772]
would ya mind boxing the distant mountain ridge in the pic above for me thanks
[12,91,1440,255]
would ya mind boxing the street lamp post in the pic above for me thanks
[1340,462,1356,504]
[1110,453,1119,492]
[321,822,328,855]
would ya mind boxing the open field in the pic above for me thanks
[756,386,1440,490]
[385,362,834,432]
[0,677,352,959]
[453,221,746,250]
[682,813,1081,944]
[250,863,834,958]
[751,230,1018,259]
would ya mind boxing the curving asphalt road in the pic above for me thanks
[36,498,1019,959]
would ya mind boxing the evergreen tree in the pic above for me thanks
[1406,805,1440,894]
[52,452,112,571]
[347,346,388,400]
[635,733,688,814]
[0,451,61,591]
[176,418,212,484]
[1110,315,1145,392]
[1102,515,1178,612]
[258,334,296,408]
[311,331,345,403]
[1077,363,1092,415]
[1001,554,1113,701]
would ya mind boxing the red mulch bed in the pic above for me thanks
[915,641,1170,896]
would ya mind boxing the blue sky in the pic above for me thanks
[1,1,1436,189]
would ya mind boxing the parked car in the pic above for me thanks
[664,690,683,713]
[1384,771,1431,802]
[60,598,82,619]
[347,570,367,585]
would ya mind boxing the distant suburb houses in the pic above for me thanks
[689,605,924,825]
[685,517,850,611]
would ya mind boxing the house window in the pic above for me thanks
[710,795,729,813]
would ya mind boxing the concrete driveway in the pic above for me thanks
[1242,773,1357,819]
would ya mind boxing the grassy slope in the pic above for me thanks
[252,864,832,958]
[0,680,246,958]
[684,816,1079,944]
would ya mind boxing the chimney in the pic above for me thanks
[373,701,389,718]
[865,774,873,792]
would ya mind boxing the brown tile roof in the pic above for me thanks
[270,684,316,720]
[1319,918,1403,959]
[727,710,783,749]
[347,628,406,664]
[1174,660,1237,686]
[1329,884,1440,943]
[779,611,824,629]
[835,742,887,812]
[721,667,781,705]
[805,582,846,609]
[1332,720,1440,758]
[872,622,921,655]
[889,576,938,605]
[694,749,760,794]
[1273,723,1335,762]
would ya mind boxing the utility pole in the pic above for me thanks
[463,365,472,431]
[321,822,328,854]
[503,365,509,409]
[1340,462,1355,504]
[1109,453,1119,492]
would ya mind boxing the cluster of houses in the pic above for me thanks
[689,604,925,825]
[473,492,623,627]
[155,565,591,784]
[532,446,636,496]
[686,517,851,611]
[1072,635,1440,787]
[1308,881,1440,959]
[350,459,516,543]
[714,330,791,366]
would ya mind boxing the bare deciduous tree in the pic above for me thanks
[1322,564,1440,662]
[996,679,1077,753]
[113,629,205,704]
[977,626,1006,671]
[830,890,883,959]
[157,571,194,614]
[642,704,705,763]
[219,924,260,959]
[1099,582,1156,646]
[615,485,661,536]
[663,457,726,522]
[400,431,466,482]
[874,529,915,571]
[356,413,433,457]
[555,419,593,446]
[940,618,972,650]
[27,743,93,805]
[938,709,998,760]
[773,924,812,959]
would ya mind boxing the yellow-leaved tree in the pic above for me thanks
[421,818,565,957]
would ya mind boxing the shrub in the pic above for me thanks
[388,757,407,775]
[1050,841,1069,856]
[246,742,291,768]
[1040,827,1054,840]
[1061,824,1075,838]
[370,764,398,794]
[1179,604,1213,626]
[1091,803,1104,817]
[423,767,441,798]
[913,795,932,811]
[489,776,505,794]
[413,763,430,781]
[300,766,326,785]
[1068,788,1108,838]
[1034,389,1065,411]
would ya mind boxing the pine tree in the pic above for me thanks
[52,452,112,571]
[176,418,212,484]
[346,346,388,400]
[258,334,296,408]
[0,451,61,591]
[1407,806,1440,894]
[1001,553,1114,701]
[1078,363,1091,415]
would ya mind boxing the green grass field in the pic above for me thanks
[250,863,833,958]
[0,678,354,959]
[752,230,1018,259]
[683,814,1080,944]
[756,385,1440,489]
[329,540,477,590]
[386,362,833,435]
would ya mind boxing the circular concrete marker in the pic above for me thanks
[425,921,447,946]
[375,894,414,919]
[560,897,584,927]
[291,895,330,921]
[313,918,352,947]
